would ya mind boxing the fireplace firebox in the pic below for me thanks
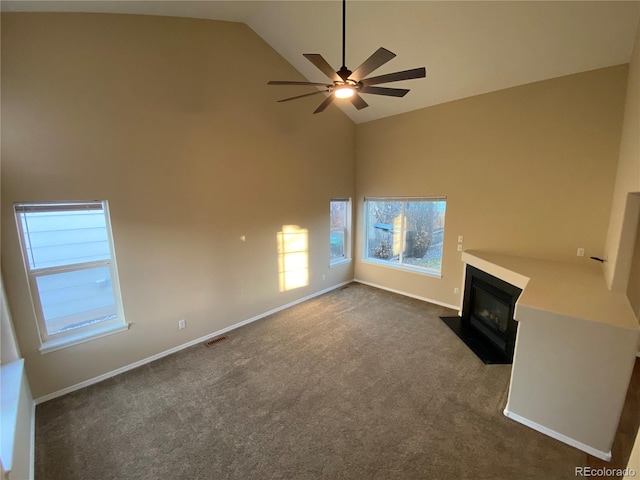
[441,265,522,364]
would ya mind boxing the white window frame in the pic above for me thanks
[363,196,447,278]
[14,200,128,353]
[330,198,352,267]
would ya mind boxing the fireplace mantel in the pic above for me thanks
[461,250,638,330]
[461,250,639,461]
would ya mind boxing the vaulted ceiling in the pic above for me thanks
[2,1,639,123]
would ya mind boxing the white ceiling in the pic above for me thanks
[2,1,639,123]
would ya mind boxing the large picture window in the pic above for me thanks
[364,197,447,276]
[14,201,127,352]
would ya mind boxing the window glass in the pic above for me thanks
[330,199,351,265]
[365,198,446,275]
[35,266,116,335]
[14,201,126,349]
[18,208,110,270]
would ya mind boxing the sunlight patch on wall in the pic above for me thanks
[392,214,405,257]
[277,225,309,292]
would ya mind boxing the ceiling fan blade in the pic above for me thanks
[360,67,426,87]
[350,47,396,82]
[360,86,409,97]
[278,90,330,103]
[350,93,369,110]
[313,95,335,114]
[269,80,333,87]
[303,54,341,83]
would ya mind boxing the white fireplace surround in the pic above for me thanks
[462,250,639,461]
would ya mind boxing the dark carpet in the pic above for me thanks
[35,282,586,479]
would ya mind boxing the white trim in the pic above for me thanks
[364,195,447,202]
[39,322,130,354]
[329,258,352,268]
[503,408,612,461]
[14,200,103,213]
[14,200,127,347]
[361,258,443,278]
[330,198,352,265]
[34,280,353,404]
[30,259,112,276]
[353,278,459,310]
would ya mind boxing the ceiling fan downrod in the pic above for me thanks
[338,0,352,81]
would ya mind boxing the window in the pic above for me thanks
[364,197,446,276]
[330,199,351,266]
[14,201,127,352]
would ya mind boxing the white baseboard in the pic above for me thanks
[503,408,612,461]
[35,280,353,404]
[353,278,459,311]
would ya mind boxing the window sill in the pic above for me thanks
[330,258,352,268]
[361,258,443,278]
[39,322,130,354]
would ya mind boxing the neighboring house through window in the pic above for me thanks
[14,201,127,353]
[364,197,447,276]
[330,198,351,266]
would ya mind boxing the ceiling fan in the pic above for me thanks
[268,0,426,114]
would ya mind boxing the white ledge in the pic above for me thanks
[462,250,638,330]
[40,322,130,354]
[1,359,25,473]
[330,258,352,268]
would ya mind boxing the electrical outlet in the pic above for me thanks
[179,319,186,330]
[457,244,463,252]
[454,287,460,294]
[577,248,585,257]
[458,235,463,243]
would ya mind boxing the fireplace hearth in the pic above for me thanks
[441,265,522,364]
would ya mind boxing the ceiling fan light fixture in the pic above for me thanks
[334,85,355,99]
[267,0,426,113]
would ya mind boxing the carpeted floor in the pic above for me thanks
[35,282,587,479]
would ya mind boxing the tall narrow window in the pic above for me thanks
[364,197,447,276]
[14,201,127,352]
[330,199,351,266]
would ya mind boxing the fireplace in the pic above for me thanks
[463,266,522,361]
[441,265,522,364]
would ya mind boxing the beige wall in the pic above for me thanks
[628,206,640,318]
[604,19,640,293]
[1,13,355,398]
[1,12,634,400]
[355,66,628,307]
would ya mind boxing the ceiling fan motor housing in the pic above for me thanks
[337,66,353,81]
